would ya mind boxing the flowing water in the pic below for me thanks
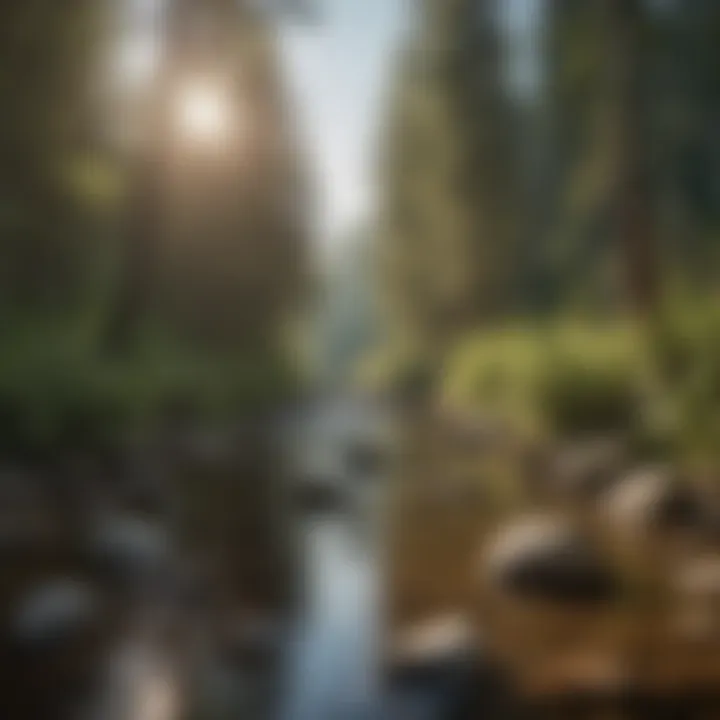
[90,396,388,720]
[280,396,385,720]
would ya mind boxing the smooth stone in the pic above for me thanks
[605,466,702,534]
[482,515,617,604]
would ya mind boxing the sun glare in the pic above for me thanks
[175,81,232,145]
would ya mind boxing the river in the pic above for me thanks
[279,395,385,720]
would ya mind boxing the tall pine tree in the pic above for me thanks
[379,0,516,359]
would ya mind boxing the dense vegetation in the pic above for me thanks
[0,0,308,457]
[379,4,720,704]
[373,0,720,449]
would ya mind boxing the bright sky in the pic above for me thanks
[279,0,408,256]
[121,0,541,255]
[280,0,542,254]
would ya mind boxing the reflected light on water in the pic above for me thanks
[136,670,178,720]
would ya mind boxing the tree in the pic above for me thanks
[607,0,659,313]
[0,0,105,318]
[536,0,660,313]
[378,0,516,359]
[107,0,310,355]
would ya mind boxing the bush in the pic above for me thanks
[537,323,643,438]
[356,345,437,403]
[442,326,548,433]
[442,321,644,440]
[398,298,720,461]
[650,296,720,463]
[0,326,297,460]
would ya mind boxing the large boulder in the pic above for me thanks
[386,614,517,720]
[604,466,702,535]
[482,515,617,605]
[387,614,477,685]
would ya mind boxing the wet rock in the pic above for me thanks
[88,515,171,589]
[294,473,348,513]
[345,438,388,478]
[4,580,104,718]
[387,614,477,685]
[387,614,516,720]
[9,580,99,647]
[482,515,617,605]
[604,466,702,534]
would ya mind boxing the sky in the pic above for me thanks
[279,0,408,256]
[120,0,542,255]
[280,0,542,255]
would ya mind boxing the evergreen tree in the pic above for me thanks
[108,0,309,355]
[379,0,516,358]
[0,0,105,317]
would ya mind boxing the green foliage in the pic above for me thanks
[356,343,436,402]
[538,324,643,437]
[378,0,516,353]
[0,0,109,314]
[441,304,720,463]
[442,320,645,440]
[0,325,296,459]
[0,1,306,463]
[649,295,720,462]
[0,337,122,458]
[443,327,547,433]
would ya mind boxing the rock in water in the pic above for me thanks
[10,580,98,647]
[89,515,171,589]
[293,472,348,513]
[345,438,387,478]
[482,515,616,605]
[388,614,476,684]
[604,466,701,534]
[386,614,516,720]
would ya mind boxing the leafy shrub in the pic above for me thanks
[0,326,297,459]
[443,321,644,439]
[650,296,720,462]
[537,323,642,437]
[356,344,437,403]
[442,326,547,433]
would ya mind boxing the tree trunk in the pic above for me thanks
[608,0,659,314]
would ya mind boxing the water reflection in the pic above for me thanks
[94,639,179,720]
[280,397,383,720]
